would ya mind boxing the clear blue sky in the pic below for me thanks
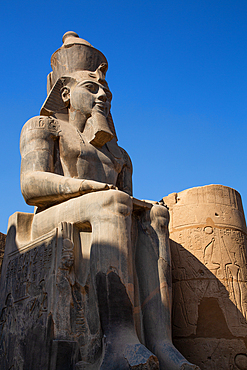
[0,0,247,233]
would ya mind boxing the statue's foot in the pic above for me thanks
[124,343,159,369]
[96,271,159,369]
[100,337,159,370]
[153,340,200,370]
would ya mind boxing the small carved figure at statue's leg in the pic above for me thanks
[136,204,200,370]
[54,222,75,339]
[90,190,159,369]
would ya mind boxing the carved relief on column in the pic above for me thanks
[163,185,247,370]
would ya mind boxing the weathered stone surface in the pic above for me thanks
[163,184,247,369]
[0,232,6,275]
[0,32,198,370]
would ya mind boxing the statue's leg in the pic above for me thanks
[31,191,159,369]
[89,190,159,369]
[136,204,200,370]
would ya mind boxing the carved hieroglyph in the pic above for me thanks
[163,184,247,370]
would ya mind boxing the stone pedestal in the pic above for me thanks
[163,184,247,370]
[0,215,101,369]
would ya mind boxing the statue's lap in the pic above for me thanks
[32,189,145,240]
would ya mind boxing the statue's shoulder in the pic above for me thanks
[21,116,60,138]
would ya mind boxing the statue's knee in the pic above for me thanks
[150,205,169,227]
[102,190,132,216]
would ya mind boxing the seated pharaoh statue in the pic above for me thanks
[0,32,200,370]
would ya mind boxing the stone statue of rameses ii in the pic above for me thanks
[19,31,200,370]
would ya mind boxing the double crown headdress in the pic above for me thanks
[40,31,117,139]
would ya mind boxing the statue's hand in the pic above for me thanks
[80,180,117,194]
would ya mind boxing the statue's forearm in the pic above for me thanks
[21,171,115,207]
[21,171,83,207]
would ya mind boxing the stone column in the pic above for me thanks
[163,185,247,370]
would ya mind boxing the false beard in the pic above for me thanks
[83,110,114,147]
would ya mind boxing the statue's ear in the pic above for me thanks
[40,76,75,117]
[61,86,70,107]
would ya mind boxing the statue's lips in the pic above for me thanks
[94,102,108,115]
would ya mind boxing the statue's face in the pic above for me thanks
[69,72,112,118]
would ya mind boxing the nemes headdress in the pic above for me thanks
[40,31,117,139]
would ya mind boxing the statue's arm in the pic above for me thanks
[20,117,114,208]
[116,147,133,196]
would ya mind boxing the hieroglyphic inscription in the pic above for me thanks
[171,226,247,338]
[0,230,57,369]
[5,234,55,303]
[27,116,59,133]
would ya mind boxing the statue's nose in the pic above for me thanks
[97,88,107,102]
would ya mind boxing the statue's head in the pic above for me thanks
[40,32,117,142]
[59,63,112,120]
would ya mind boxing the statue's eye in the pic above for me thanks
[106,90,112,101]
[84,83,97,93]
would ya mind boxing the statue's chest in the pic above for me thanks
[57,124,122,180]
